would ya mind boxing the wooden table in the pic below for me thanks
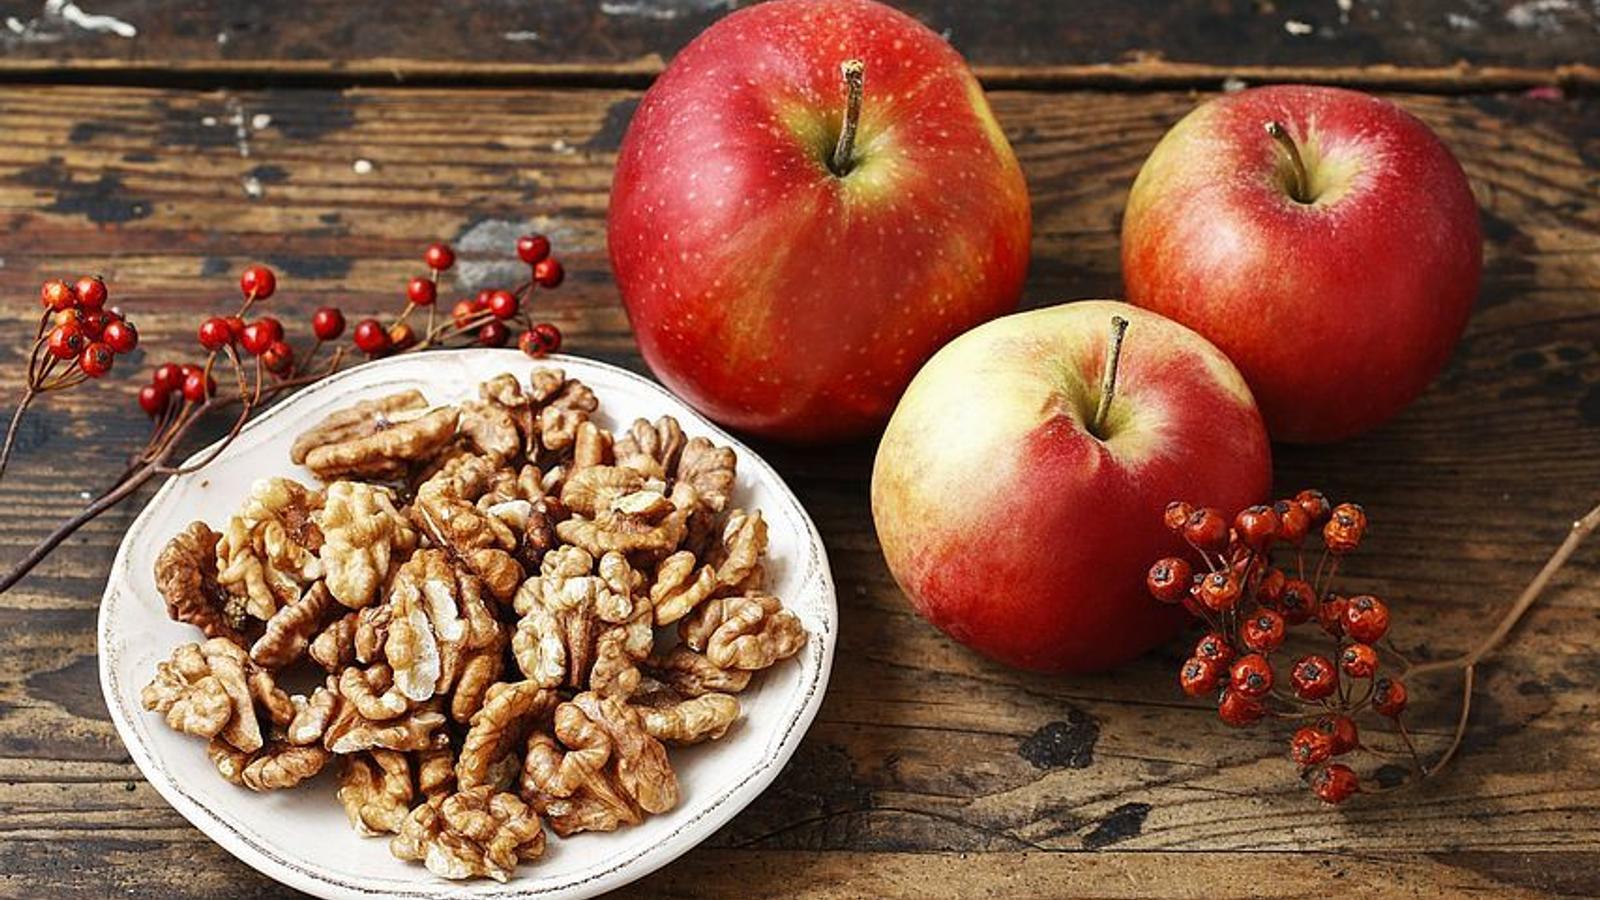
[1,2,1597,897]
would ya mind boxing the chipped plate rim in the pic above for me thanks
[97,350,837,900]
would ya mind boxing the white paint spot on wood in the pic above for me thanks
[352,158,375,174]
[46,0,136,36]
[5,13,58,41]
[4,0,138,41]
[225,96,251,158]
[599,0,733,20]
[1284,19,1314,34]
[503,30,540,41]
[1504,0,1577,33]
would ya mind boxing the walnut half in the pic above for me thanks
[390,786,547,882]
[141,639,291,754]
[154,521,240,643]
[304,406,459,481]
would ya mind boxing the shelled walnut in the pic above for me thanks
[141,366,810,883]
[390,785,547,882]
[210,738,332,791]
[215,477,325,622]
[511,546,649,691]
[141,638,292,754]
[338,749,414,836]
[154,521,240,642]
[290,390,427,465]
[250,581,333,670]
[317,481,417,609]
[302,405,459,481]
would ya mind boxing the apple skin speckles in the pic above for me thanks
[872,301,1271,673]
[1122,85,1481,443]
[608,0,1031,443]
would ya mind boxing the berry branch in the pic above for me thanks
[0,276,138,482]
[1149,493,1600,803]
[0,235,571,594]
[1398,500,1600,781]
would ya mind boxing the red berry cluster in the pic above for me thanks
[139,265,284,417]
[348,236,565,358]
[37,276,138,379]
[0,230,610,592]
[140,362,216,414]
[132,237,572,420]
[1149,492,1411,805]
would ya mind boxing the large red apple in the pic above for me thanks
[1122,85,1481,443]
[608,0,1031,442]
[872,301,1272,673]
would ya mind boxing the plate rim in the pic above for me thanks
[97,349,838,900]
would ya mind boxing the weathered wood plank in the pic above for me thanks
[3,842,1595,898]
[0,1,1594,89]
[0,84,1595,896]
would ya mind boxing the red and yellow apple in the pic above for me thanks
[608,0,1031,442]
[1122,85,1481,443]
[872,301,1271,673]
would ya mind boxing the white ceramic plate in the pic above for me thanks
[98,350,837,900]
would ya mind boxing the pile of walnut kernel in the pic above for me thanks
[140,367,807,882]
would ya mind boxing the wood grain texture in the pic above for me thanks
[0,0,1594,88]
[0,83,1596,898]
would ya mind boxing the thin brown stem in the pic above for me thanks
[143,401,202,467]
[0,387,37,483]
[156,402,255,476]
[1405,500,1600,678]
[1426,666,1475,777]
[1381,638,1413,669]
[830,59,865,177]
[1268,705,1328,721]
[1347,501,1600,783]
[1311,547,1328,591]
[39,369,89,393]
[1265,120,1311,203]
[1090,315,1130,440]
[293,338,322,379]
[0,462,159,593]
[1315,557,1340,599]
[25,333,46,384]
[1395,718,1425,773]
[0,366,336,593]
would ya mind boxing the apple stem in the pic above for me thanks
[1260,119,1312,201]
[830,59,866,177]
[1090,315,1130,440]
[1264,121,1312,204]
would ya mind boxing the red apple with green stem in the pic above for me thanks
[608,0,1031,443]
[872,301,1272,673]
[1121,85,1481,443]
